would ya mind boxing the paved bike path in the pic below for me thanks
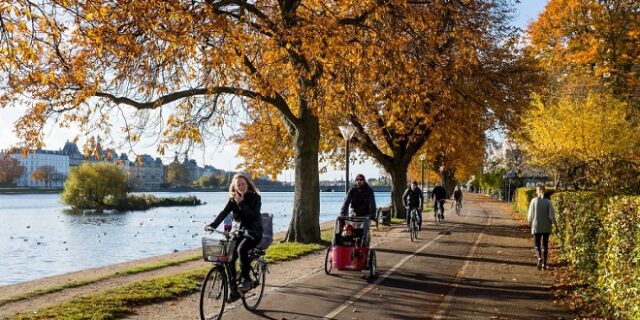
[217,193,574,320]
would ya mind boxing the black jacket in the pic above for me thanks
[209,191,263,239]
[403,187,424,208]
[340,184,377,218]
[432,185,447,201]
[454,189,463,201]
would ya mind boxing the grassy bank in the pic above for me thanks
[8,229,336,320]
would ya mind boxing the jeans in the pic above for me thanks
[534,233,550,264]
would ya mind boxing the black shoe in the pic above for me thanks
[238,278,251,292]
[227,290,240,302]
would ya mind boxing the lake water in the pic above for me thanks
[0,191,390,286]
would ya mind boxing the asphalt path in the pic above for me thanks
[211,193,574,320]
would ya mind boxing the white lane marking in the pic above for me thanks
[322,223,462,320]
[433,206,492,319]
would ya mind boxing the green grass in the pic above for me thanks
[10,268,208,320]
[7,233,336,320]
[0,255,201,308]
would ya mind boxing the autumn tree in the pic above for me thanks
[61,162,127,210]
[527,0,640,104]
[1,0,410,243]
[0,157,25,186]
[517,92,640,191]
[31,165,56,187]
[519,0,640,191]
[322,1,538,218]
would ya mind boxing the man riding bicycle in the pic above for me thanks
[431,183,447,220]
[402,181,424,230]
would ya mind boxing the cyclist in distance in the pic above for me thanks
[340,173,377,219]
[431,183,447,220]
[205,173,263,301]
[453,185,463,213]
[402,181,424,230]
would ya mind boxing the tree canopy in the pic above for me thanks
[61,162,128,210]
[518,0,640,191]
[0,157,25,185]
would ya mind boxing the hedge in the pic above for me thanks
[549,191,640,319]
[599,196,640,319]
[551,192,607,284]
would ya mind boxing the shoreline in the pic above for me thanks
[0,220,336,304]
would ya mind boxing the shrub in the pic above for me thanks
[551,191,607,284]
[61,162,128,210]
[598,196,640,319]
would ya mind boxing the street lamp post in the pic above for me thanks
[419,154,426,191]
[339,125,356,193]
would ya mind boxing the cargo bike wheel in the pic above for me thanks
[324,247,333,275]
[367,249,378,280]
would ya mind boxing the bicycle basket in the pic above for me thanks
[202,237,228,262]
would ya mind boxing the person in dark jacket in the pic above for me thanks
[206,173,262,298]
[403,181,424,230]
[431,183,447,220]
[340,173,377,219]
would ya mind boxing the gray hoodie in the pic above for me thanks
[527,197,555,234]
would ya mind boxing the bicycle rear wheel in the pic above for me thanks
[200,266,227,320]
[412,212,419,240]
[242,258,266,311]
[410,214,416,242]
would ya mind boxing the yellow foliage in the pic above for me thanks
[519,92,639,169]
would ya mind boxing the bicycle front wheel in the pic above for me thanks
[410,215,416,242]
[200,266,227,320]
[412,214,419,240]
[242,259,266,311]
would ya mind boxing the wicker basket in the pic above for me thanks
[202,237,228,262]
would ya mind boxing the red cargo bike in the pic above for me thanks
[324,216,378,280]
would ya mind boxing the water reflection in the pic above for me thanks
[0,191,390,286]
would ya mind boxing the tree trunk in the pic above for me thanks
[386,161,409,220]
[284,113,321,243]
[443,168,456,198]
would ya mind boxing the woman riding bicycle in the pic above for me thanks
[205,173,262,301]
[402,181,424,230]
[453,185,463,214]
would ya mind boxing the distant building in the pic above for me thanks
[7,150,69,188]
[183,158,202,183]
[119,154,165,189]
[61,141,85,167]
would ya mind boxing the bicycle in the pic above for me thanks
[454,200,462,215]
[407,207,420,242]
[200,228,268,320]
[434,201,443,225]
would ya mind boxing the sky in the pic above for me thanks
[0,1,547,182]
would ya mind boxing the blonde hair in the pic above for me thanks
[228,173,259,198]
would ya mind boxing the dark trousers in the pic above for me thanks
[534,233,550,263]
[229,236,260,285]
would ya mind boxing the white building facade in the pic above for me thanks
[10,150,70,187]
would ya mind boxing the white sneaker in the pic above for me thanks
[536,258,543,270]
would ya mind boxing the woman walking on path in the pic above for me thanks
[527,184,555,270]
